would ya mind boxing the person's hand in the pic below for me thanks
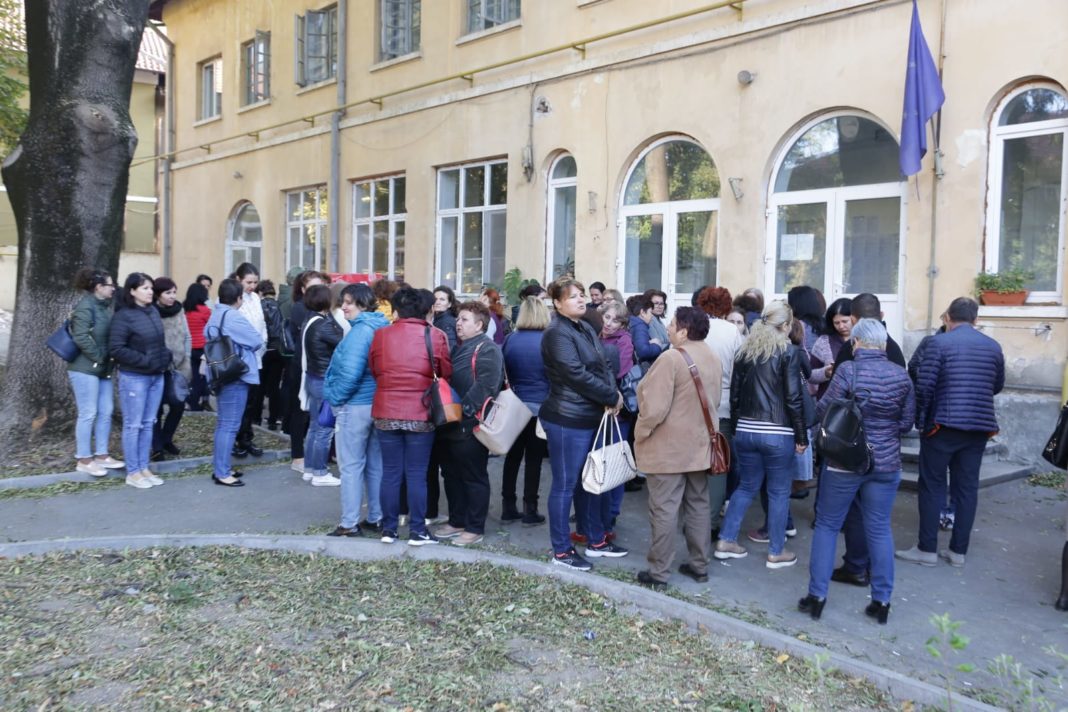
[795,443,807,454]
[650,338,664,346]
[610,393,624,415]
[824,364,834,378]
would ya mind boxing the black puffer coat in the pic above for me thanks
[108,303,171,375]
[303,314,344,377]
[728,344,808,446]
[539,315,618,430]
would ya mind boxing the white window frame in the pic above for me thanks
[765,110,907,342]
[295,5,338,87]
[546,153,577,282]
[241,31,271,106]
[198,56,223,120]
[984,83,1068,303]
[466,0,520,34]
[436,159,508,295]
[285,187,328,272]
[616,136,720,311]
[381,0,420,61]
[226,202,264,276]
[353,175,406,280]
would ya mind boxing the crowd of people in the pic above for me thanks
[62,263,1068,621]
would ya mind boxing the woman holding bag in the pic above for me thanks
[540,278,627,571]
[151,277,192,460]
[634,307,722,588]
[300,284,344,488]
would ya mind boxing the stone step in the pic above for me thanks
[899,458,1033,491]
[899,438,1006,464]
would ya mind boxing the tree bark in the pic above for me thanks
[0,0,150,448]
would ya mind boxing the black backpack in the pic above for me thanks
[204,310,249,394]
[815,366,873,474]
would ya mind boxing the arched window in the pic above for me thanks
[618,137,719,309]
[547,154,577,280]
[985,84,1068,300]
[767,113,905,336]
[226,202,263,275]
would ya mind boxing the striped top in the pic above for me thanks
[736,418,793,437]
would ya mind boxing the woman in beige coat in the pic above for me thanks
[634,307,722,588]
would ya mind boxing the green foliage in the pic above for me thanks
[0,0,28,157]
[926,613,974,711]
[974,268,1033,295]
[500,266,538,306]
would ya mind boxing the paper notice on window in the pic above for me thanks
[780,234,815,261]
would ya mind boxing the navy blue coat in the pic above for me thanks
[817,350,915,473]
[503,329,550,408]
[630,316,664,363]
[915,324,1004,433]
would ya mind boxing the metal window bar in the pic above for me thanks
[305,9,330,84]
[293,14,305,86]
[255,30,271,101]
[381,0,410,59]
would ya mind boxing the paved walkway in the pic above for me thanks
[2,458,1066,706]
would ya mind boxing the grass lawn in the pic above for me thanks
[0,547,895,710]
[3,412,288,480]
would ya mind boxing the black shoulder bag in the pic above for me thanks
[204,310,249,394]
[815,365,873,474]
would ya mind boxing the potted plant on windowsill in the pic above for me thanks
[975,268,1032,306]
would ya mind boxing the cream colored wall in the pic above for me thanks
[161,0,1068,386]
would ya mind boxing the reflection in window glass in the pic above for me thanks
[440,217,458,289]
[624,214,663,293]
[352,175,406,280]
[843,198,900,294]
[623,141,719,205]
[439,170,459,210]
[462,212,484,292]
[674,211,716,296]
[464,166,485,208]
[285,187,328,272]
[552,155,577,179]
[774,116,900,192]
[552,185,577,278]
[355,223,370,272]
[999,88,1068,126]
[436,161,508,293]
[999,133,1064,291]
[774,203,826,293]
[490,163,508,205]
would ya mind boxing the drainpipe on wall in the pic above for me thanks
[328,0,348,273]
[149,21,175,277]
[923,0,948,332]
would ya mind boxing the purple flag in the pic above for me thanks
[899,0,945,177]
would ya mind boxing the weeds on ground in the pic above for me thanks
[0,547,895,711]
[925,613,975,711]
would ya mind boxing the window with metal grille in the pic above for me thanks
[295,5,338,87]
[466,0,520,33]
[380,0,420,61]
[241,31,270,105]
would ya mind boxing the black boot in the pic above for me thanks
[865,600,891,625]
[798,594,826,620]
[501,499,522,523]
[1056,542,1068,612]
[522,501,545,526]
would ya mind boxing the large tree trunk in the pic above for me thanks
[0,0,150,449]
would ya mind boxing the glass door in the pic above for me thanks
[622,204,718,313]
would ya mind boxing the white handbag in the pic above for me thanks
[581,411,638,495]
[473,387,533,455]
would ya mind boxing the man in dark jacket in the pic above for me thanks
[897,297,1004,568]
[829,293,907,588]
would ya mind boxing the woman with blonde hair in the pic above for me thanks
[716,300,808,569]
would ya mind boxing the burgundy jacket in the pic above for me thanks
[369,318,453,421]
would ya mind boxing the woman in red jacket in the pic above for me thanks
[183,282,213,411]
[369,287,452,546]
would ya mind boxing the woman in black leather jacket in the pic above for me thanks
[301,284,344,487]
[540,278,627,572]
[716,300,808,569]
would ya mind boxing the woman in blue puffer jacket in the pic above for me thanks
[799,318,914,625]
[323,283,391,537]
[501,296,552,525]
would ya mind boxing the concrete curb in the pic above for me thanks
[0,450,289,491]
[0,534,1001,712]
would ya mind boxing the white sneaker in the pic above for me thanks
[311,473,341,487]
[302,472,314,482]
[94,456,125,469]
[291,458,305,473]
[125,472,153,489]
[76,461,107,477]
[142,470,164,486]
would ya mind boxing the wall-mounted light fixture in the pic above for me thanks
[588,190,598,214]
[728,177,744,201]
[737,70,756,86]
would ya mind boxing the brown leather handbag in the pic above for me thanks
[676,347,730,475]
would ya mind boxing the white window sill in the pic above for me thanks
[296,77,337,95]
[192,115,222,127]
[456,19,522,46]
[978,305,1068,319]
[237,99,272,114]
[370,51,422,72]
[577,0,607,6]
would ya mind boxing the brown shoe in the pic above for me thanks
[434,524,465,539]
[713,540,748,560]
[453,532,484,547]
[766,551,798,569]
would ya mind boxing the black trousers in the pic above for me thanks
[501,418,546,506]
[255,349,286,426]
[152,370,186,450]
[443,429,490,535]
[285,356,306,459]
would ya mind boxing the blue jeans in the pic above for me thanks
[720,429,795,555]
[68,371,113,458]
[118,370,164,474]
[378,429,434,536]
[809,469,901,602]
[918,427,987,555]
[544,420,610,554]
[304,375,333,477]
[335,404,382,528]
[213,382,249,478]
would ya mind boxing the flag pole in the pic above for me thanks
[923,0,949,332]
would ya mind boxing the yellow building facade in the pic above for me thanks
[152,0,1068,393]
